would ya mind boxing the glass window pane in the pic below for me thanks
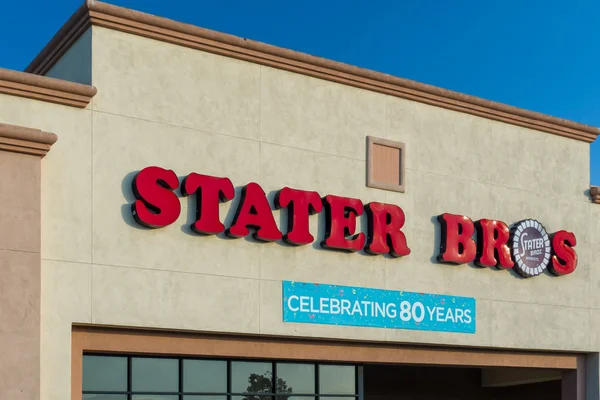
[132,396,178,400]
[276,363,315,394]
[83,396,128,400]
[132,357,178,392]
[232,396,272,400]
[277,397,315,400]
[184,397,227,400]
[231,362,272,393]
[183,360,227,393]
[83,355,127,392]
[320,397,356,400]
[318,365,355,395]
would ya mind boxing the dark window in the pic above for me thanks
[231,362,272,394]
[132,357,179,393]
[276,363,315,394]
[183,360,227,393]
[318,366,355,395]
[83,356,128,392]
[82,355,358,400]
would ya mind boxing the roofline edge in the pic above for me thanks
[24,0,600,143]
[0,68,97,108]
[0,123,58,157]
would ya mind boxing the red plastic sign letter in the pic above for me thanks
[131,166,181,228]
[181,173,234,235]
[549,230,577,276]
[226,182,282,242]
[365,202,410,257]
[275,187,322,245]
[321,195,365,252]
[475,219,514,268]
[437,213,476,264]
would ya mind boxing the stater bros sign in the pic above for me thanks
[130,166,578,278]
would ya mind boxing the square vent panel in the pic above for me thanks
[366,136,405,193]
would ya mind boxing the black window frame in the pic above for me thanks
[82,353,361,400]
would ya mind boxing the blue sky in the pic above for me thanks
[1,0,599,184]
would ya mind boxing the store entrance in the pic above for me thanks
[363,364,561,400]
[74,327,588,400]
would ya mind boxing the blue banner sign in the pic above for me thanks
[282,281,476,334]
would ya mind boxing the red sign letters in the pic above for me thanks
[130,167,578,277]
[437,213,577,277]
[131,166,411,257]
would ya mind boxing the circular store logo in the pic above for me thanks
[511,219,551,277]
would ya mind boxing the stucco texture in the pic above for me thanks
[6,25,596,400]
[85,24,596,348]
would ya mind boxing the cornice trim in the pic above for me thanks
[0,68,96,108]
[0,123,58,157]
[591,186,600,204]
[25,0,600,142]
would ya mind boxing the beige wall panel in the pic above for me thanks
[386,96,424,149]
[0,94,93,263]
[91,264,260,333]
[259,244,386,289]
[259,279,386,341]
[45,29,92,85]
[388,98,494,183]
[489,121,589,202]
[260,141,387,201]
[40,260,91,400]
[41,259,92,325]
[491,264,589,309]
[41,108,92,263]
[261,66,386,160]
[387,92,590,204]
[488,185,548,227]
[92,27,261,139]
[491,301,590,351]
[2,100,92,261]
[91,111,262,278]
[384,299,492,347]
[406,169,496,232]
[385,258,446,299]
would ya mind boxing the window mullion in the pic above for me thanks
[179,358,184,400]
[227,360,232,400]
[127,357,132,400]
[315,364,319,400]
[272,361,277,400]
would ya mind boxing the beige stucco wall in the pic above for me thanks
[5,24,594,400]
[0,93,92,400]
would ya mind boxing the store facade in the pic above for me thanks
[1,1,600,399]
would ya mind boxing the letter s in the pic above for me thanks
[549,230,577,276]
[131,166,181,228]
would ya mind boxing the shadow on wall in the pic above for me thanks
[121,170,148,231]
[120,172,402,258]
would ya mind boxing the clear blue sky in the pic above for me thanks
[1,0,599,184]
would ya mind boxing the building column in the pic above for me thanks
[0,123,57,400]
[562,354,599,400]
